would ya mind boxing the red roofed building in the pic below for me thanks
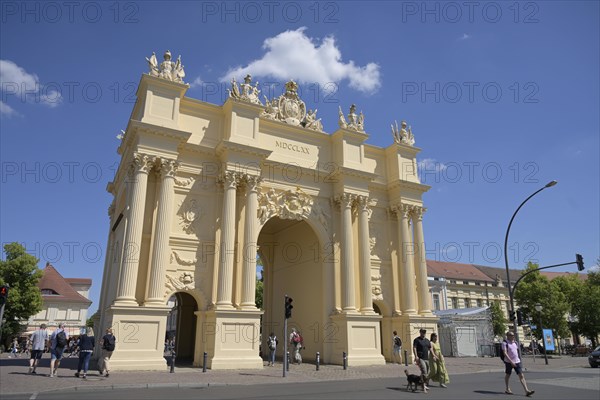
[24,262,92,336]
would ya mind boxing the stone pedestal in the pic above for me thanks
[200,309,264,369]
[102,304,171,371]
[329,313,386,366]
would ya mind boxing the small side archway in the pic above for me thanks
[165,291,198,363]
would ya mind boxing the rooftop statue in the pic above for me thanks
[391,120,415,146]
[338,104,365,132]
[145,50,186,84]
[228,74,262,105]
[261,80,321,130]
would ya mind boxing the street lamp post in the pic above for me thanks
[535,304,549,365]
[503,180,557,351]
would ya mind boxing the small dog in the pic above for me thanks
[405,369,427,393]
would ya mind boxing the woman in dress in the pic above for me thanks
[428,332,449,388]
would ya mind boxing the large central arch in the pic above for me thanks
[258,217,328,362]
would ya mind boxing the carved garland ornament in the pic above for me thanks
[170,251,197,266]
[372,274,383,300]
[165,272,195,295]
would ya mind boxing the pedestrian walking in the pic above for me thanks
[9,338,19,358]
[392,330,403,364]
[49,323,69,377]
[99,328,116,377]
[502,331,535,396]
[413,328,431,390]
[74,327,95,379]
[428,332,449,387]
[28,324,48,374]
[267,332,278,366]
[289,328,303,365]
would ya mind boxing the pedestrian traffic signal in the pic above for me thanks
[0,285,8,306]
[285,296,293,319]
[517,309,524,326]
[509,310,516,322]
[576,254,584,271]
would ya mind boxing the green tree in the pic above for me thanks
[570,271,600,347]
[0,243,43,347]
[489,300,507,337]
[514,262,570,340]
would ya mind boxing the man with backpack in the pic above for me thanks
[267,332,278,366]
[392,330,403,364]
[49,323,69,377]
[289,328,303,365]
[99,328,116,377]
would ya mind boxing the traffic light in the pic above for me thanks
[285,296,293,319]
[509,310,516,322]
[576,254,584,271]
[0,285,8,306]
[517,309,524,326]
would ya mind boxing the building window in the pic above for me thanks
[450,280,457,284]
[432,294,440,311]
[451,297,458,309]
[477,299,483,307]
[41,289,59,295]
[463,280,469,285]
[476,282,482,286]
[464,298,471,308]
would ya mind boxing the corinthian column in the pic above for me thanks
[241,175,261,309]
[357,196,374,312]
[145,158,178,305]
[412,207,432,314]
[396,203,417,314]
[115,153,153,304]
[216,171,238,308]
[338,193,356,312]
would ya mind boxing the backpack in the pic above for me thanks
[499,340,509,361]
[394,336,402,347]
[103,334,116,351]
[56,331,67,348]
[292,333,302,344]
[268,337,276,351]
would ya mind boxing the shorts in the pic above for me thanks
[30,350,43,360]
[51,347,65,360]
[504,361,523,375]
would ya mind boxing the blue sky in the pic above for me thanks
[1,1,598,314]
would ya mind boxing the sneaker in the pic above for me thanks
[49,373,55,378]
[74,372,80,378]
[32,370,37,374]
[105,373,109,378]
[82,374,86,379]
[526,390,535,397]
[29,367,33,374]
[441,383,448,388]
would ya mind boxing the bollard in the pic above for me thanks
[170,350,176,373]
[202,352,207,373]
[316,352,320,371]
[342,351,347,370]
[404,350,409,367]
[286,351,290,371]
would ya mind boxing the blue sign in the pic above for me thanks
[543,329,555,351]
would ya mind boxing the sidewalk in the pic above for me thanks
[0,352,590,396]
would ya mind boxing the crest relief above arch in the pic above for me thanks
[257,187,331,235]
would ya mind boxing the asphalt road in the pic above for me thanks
[2,367,598,400]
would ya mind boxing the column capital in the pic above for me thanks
[391,202,413,218]
[356,195,370,212]
[158,158,179,178]
[218,171,241,189]
[243,174,262,193]
[131,152,155,174]
[411,206,427,221]
[335,192,356,209]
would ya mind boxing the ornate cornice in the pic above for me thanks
[215,140,273,160]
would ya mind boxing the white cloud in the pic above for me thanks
[189,76,203,88]
[0,59,62,108]
[418,158,448,174]
[459,33,471,40]
[0,100,19,117]
[220,27,381,94]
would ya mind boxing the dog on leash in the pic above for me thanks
[405,369,427,393]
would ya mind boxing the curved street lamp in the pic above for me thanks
[503,180,557,351]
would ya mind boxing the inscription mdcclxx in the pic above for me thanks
[275,141,310,155]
